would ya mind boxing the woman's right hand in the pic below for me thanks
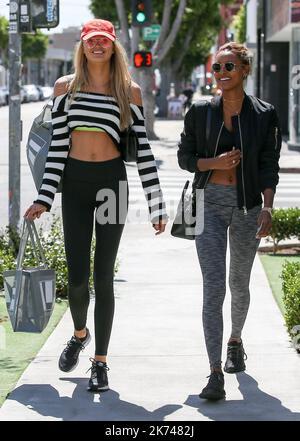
[213,148,241,170]
[23,203,47,221]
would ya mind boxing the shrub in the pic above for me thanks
[0,215,118,297]
[267,207,300,253]
[281,261,300,352]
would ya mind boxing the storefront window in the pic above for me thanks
[289,27,300,145]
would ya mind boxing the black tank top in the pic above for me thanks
[217,125,235,155]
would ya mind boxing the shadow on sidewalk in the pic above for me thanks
[6,378,182,421]
[184,372,300,421]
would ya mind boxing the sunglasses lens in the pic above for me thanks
[86,37,111,48]
[212,63,221,72]
[225,63,235,71]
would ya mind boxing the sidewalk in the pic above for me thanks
[0,117,300,420]
[0,219,300,421]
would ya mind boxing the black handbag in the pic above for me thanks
[119,125,139,162]
[171,103,211,240]
[170,179,196,239]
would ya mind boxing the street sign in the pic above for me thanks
[31,0,60,29]
[143,24,161,41]
[19,1,32,33]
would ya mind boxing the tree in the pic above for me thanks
[157,1,225,116]
[0,16,48,62]
[232,3,246,44]
[22,30,48,84]
[22,30,48,60]
[0,16,9,66]
[90,1,227,138]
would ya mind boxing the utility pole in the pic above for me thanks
[8,0,22,234]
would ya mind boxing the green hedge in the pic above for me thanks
[0,215,118,297]
[281,261,300,352]
[267,207,300,253]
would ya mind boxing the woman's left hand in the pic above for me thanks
[152,219,168,235]
[256,210,272,239]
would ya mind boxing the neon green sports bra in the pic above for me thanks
[73,126,105,132]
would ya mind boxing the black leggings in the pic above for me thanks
[61,156,128,355]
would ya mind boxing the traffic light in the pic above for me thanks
[133,51,153,68]
[132,0,152,27]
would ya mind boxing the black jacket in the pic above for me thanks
[177,93,282,213]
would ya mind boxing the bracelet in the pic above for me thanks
[261,207,272,215]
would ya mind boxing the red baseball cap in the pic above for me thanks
[80,19,116,42]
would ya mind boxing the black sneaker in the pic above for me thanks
[87,358,110,392]
[224,340,247,373]
[58,328,91,372]
[199,371,226,401]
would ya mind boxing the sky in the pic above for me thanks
[0,0,94,34]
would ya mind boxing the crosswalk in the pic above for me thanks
[125,167,300,222]
[275,173,300,208]
[126,167,189,223]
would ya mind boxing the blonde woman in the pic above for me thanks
[24,19,168,392]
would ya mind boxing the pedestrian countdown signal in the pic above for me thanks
[134,51,153,68]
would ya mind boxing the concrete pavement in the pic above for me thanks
[0,116,300,420]
[0,220,300,421]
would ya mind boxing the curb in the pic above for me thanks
[279,168,300,174]
[258,242,300,253]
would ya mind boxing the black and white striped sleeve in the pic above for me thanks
[33,93,70,211]
[130,103,168,224]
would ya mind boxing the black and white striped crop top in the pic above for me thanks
[34,91,168,223]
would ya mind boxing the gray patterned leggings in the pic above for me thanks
[195,183,261,369]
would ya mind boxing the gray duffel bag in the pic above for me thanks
[3,219,56,333]
[25,97,65,193]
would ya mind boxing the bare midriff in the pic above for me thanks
[208,117,238,186]
[70,130,121,162]
[209,169,237,185]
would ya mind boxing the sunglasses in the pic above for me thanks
[212,62,240,73]
[84,36,112,49]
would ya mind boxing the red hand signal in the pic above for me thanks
[134,51,152,68]
[134,53,144,68]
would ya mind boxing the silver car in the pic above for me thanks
[22,84,40,102]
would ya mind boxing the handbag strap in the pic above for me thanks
[27,220,47,267]
[16,219,47,270]
[193,102,212,191]
[205,102,212,147]
[16,220,29,270]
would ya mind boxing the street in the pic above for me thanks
[0,101,300,230]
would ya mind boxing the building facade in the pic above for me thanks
[247,0,300,149]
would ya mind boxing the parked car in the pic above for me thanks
[35,85,44,100]
[0,86,9,105]
[36,85,53,100]
[22,84,40,102]
[0,88,6,106]
[20,87,26,103]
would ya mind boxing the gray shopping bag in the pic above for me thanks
[3,219,56,332]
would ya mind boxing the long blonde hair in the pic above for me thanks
[68,40,132,130]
